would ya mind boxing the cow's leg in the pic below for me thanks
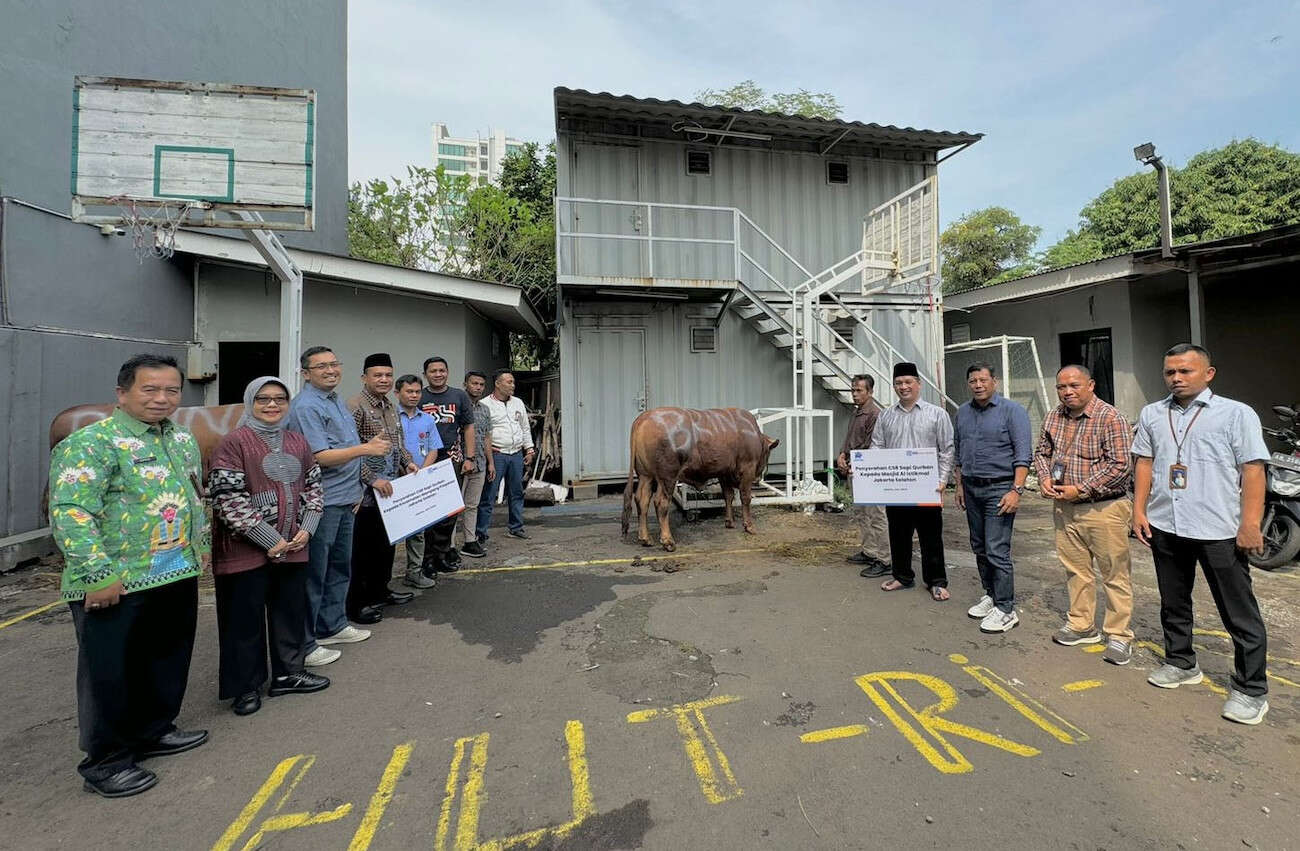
[636,475,654,547]
[721,479,736,529]
[654,478,676,552]
[739,472,757,534]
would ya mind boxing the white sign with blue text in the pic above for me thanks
[851,448,941,506]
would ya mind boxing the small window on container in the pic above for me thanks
[690,325,718,353]
[686,150,712,176]
[827,161,850,185]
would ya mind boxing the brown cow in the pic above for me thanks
[620,407,779,552]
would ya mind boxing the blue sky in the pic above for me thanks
[348,0,1300,251]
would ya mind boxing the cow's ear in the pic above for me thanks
[766,436,780,450]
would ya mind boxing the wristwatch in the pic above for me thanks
[1013,485,1025,494]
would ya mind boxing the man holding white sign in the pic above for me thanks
[869,363,955,600]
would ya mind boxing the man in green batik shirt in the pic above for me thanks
[49,354,211,798]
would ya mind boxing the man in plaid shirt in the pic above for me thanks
[1033,364,1136,665]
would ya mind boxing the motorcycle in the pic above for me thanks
[1254,404,1300,570]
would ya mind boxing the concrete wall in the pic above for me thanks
[1127,277,1193,403]
[0,0,348,253]
[943,280,1151,419]
[195,263,510,403]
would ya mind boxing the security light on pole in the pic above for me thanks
[1134,141,1174,258]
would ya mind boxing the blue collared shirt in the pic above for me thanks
[399,407,443,465]
[1132,388,1270,540]
[285,383,364,507]
[953,393,1032,480]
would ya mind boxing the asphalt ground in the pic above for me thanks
[1,496,1298,850]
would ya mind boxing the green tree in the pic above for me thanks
[1042,139,1300,267]
[939,207,1041,294]
[347,165,474,273]
[460,142,558,370]
[695,81,842,119]
[348,145,560,370]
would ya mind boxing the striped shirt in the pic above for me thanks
[870,399,956,483]
[1032,395,1132,500]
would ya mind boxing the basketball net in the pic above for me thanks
[108,196,195,263]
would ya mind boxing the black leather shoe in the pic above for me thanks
[420,556,444,575]
[859,561,891,578]
[435,560,459,573]
[845,551,871,564]
[83,765,158,798]
[351,605,383,624]
[232,692,262,716]
[444,549,462,567]
[508,528,530,539]
[268,671,330,696]
[137,729,208,759]
[383,589,415,606]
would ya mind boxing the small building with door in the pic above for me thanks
[941,224,1300,422]
[552,88,981,486]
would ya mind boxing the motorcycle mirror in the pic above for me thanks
[1273,405,1297,420]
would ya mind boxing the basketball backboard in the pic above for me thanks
[71,76,316,231]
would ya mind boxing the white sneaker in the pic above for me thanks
[980,609,1019,633]
[967,595,996,619]
[318,625,371,645]
[305,646,341,666]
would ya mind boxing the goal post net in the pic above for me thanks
[944,335,1054,439]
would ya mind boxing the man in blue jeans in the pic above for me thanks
[953,362,1032,634]
[286,346,392,666]
[477,370,535,541]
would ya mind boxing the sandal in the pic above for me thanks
[930,586,950,602]
[880,579,913,591]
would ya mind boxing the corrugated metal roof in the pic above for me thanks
[554,87,982,154]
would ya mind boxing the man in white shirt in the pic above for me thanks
[477,370,535,540]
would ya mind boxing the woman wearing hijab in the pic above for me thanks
[208,377,330,715]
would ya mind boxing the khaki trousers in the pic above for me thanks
[855,504,887,557]
[456,467,487,547]
[1053,497,1135,640]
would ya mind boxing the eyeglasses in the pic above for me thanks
[254,395,290,404]
[306,361,343,371]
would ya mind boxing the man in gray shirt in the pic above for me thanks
[1133,343,1271,725]
[872,362,955,600]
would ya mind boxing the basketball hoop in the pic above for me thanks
[107,196,203,262]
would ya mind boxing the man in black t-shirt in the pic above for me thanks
[417,356,477,577]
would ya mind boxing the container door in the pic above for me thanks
[575,327,647,478]
[570,143,643,279]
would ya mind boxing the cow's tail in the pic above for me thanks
[620,462,636,537]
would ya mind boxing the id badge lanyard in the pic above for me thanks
[1051,416,1086,484]
[1166,396,1208,490]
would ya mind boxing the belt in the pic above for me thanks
[963,476,1014,487]
[1075,492,1125,505]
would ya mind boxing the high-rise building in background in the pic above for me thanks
[433,123,526,185]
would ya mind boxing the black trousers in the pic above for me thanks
[69,577,198,782]
[885,506,948,588]
[1150,527,1269,696]
[214,562,308,699]
[350,501,396,614]
[423,460,467,560]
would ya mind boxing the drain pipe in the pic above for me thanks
[1134,142,1174,259]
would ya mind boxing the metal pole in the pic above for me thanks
[1187,261,1205,345]
[1156,161,1174,259]
[279,267,303,393]
[646,204,654,278]
[1000,335,1010,400]
[802,295,815,482]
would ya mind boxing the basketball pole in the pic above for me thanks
[235,211,305,393]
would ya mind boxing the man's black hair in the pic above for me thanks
[117,353,182,390]
[300,345,333,370]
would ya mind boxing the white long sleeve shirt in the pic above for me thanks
[479,394,533,454]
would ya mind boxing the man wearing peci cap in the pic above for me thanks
[871,362,956,601]
[346,353,418,623]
